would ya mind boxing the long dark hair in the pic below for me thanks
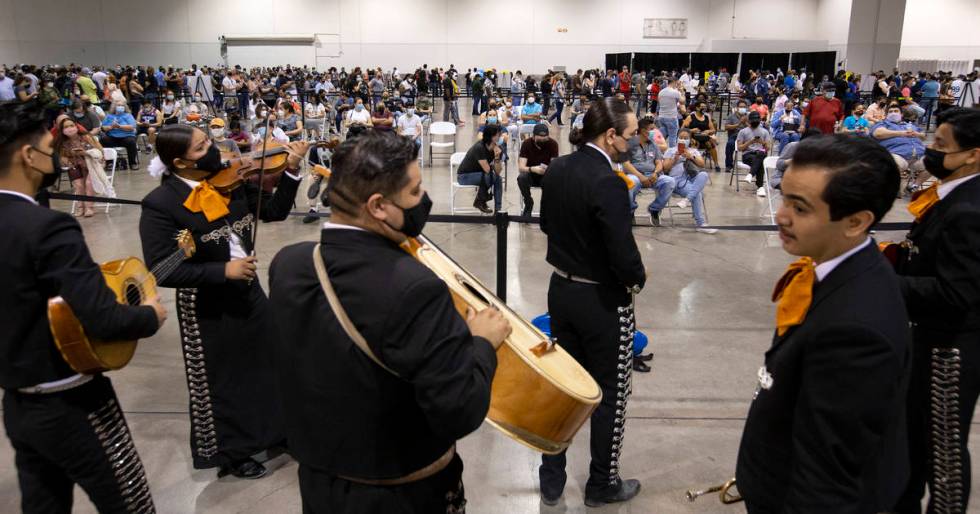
[155,124,196,177]
[568,97,633,148]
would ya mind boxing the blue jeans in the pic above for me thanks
[457,171,502,211]
[775,131,800,154]
[657,117,679,146]
[725,134,737,169]
[918,97,937,126]
[672,171,709,226]
[548,100,564,124]
[627,174,676,213]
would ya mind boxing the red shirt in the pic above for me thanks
[619,72,631,93]
[804,97,843,134]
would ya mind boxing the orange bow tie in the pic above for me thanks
[614,169,633,189]
[908,183,939,221]
[772,257,816,337]
[183,180,230,222]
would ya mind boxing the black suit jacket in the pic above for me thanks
[540,145,645,290]
[736,242,911,513]
[268,229,496,478]
[138,173,298,314]
[0,193,158,389]
[898,175,980,345]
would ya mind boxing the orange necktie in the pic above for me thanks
[183,180,231,222]
[907,183,939,221]
[772,257,816,336]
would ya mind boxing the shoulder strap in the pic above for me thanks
[312,244,400,377]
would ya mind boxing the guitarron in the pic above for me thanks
[403,235,602,454]
[48,230,196,374]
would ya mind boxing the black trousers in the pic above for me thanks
[298,454,466,514]
[540,274,634,496]
[2,376,155,514]
[99,135,139,167]
[742,150,767,187]
[896,335,980,514]
[517,171,544,211]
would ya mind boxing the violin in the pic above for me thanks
[207,137,340,194]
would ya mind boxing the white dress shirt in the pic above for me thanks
[815,237,872,282]
[938,173,979,200]
[174,174,248,259]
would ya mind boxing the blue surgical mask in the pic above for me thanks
[648,130,656,141]
[487,116,498,124]
[115,106,125,114]
[497,136,504,146]
[355,104,364,111]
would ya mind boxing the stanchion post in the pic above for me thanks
[495,210,510,301]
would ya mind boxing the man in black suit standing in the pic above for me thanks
[736,134,911,513]
[895,107,980,514]
[0,99,166,513]
[538,97,646,508]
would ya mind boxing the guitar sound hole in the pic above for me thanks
[124,284,142,306]
[458,275,489,306]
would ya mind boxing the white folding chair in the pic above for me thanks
[99,148,119,213]
[429,121,456,166]
[730,149,751,192]
[762,156,780,223]
[664,192,708,227]
[449,152,479,214]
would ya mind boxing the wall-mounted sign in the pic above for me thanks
[643,18,687,39]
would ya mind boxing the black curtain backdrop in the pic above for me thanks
[691,53,739,76]
[633,53,691,74]
[791,51,837,82]
[740,53,790,81]
[605,53,632,72]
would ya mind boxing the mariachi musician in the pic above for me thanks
[736,135,911,513]
[268,131,511,513]
[139,125,306,479]
[895,108,980,514]
[538,97,646,507]
[0,99,166,513]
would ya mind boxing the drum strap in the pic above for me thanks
[313,244,400,377]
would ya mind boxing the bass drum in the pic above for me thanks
[407,236,601,454]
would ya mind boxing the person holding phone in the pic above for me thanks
[737,111,772,197]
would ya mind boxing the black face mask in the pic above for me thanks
[924,147,971,180]
[750,121,761,128]
[193,144,225,173]
[30,146,59,189]
[386,191,432,237]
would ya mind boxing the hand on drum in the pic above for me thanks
[466,306,512,350]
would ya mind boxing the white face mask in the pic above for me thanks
[677,139,690,147]
[210,128,224,138]
[887,112,903,123]
[277,110,285,117]
[738,107,747,114]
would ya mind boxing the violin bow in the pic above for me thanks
[250,112,273,251]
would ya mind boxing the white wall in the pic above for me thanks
[816,0,851,60]
[899,0,980,61]
[0,0,838,72]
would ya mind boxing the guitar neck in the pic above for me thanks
[149,248,189,283]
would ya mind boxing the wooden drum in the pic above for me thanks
[408,236,601,454]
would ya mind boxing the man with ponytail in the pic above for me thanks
[538,97,646,507]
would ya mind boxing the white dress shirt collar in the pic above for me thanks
[585,143,614,169]
[938,173,979,200]
[814,237,872,282]
[0,189,39,205]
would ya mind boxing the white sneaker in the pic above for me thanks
[742,174,755,183]
[675,198,691,210]
[756,187,767,197]
[696,227,718,234]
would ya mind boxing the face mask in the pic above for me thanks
[738,107,747,114]
[824,92,834,99]
[192,144,224,173]
[886,113,902,123]
[750,121,760,128]
[647,129,656,141]
[166,94,174,100]
[210,128,224,138]
[277,110,285,117]
[385,191,432,237]
[195,96,202,102]
[610,137,630,163]
[29,146,59,189]
[74,111,85,118]
[677,139,690,148]
[527,98,535,104]
[487,116,498,124]
[854,111,864,117]
[355,104,364,111]
[923,147,971,180]
[407,109,415,116]
[115,106,125,114]
[63,127,78,137]
[802,101,809,108]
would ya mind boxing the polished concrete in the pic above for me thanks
[3,99,978,514]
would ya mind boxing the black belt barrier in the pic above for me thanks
[47,192,914,302]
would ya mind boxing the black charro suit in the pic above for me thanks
[736,241,912,514]
[895,175,980,514]
[139,172,298,469]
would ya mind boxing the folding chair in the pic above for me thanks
[449,152,481,215]
[429,121,456,166]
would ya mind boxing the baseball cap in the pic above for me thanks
[533,123,549,136]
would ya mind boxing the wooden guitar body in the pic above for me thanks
[407,236,601,454]
[48,258,155,374]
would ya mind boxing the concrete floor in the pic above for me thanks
[3,99,977,513]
